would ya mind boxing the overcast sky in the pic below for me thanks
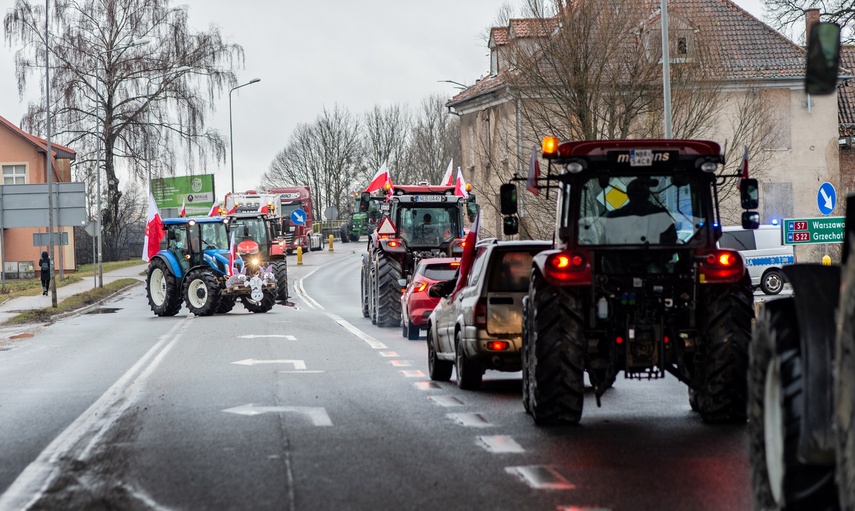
[1,0,770,196]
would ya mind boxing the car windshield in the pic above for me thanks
[198,222,229,250]
[396,205,460,246]
[577,175,705,246]
[230,218,268,245]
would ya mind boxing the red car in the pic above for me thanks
[400,258,460,340]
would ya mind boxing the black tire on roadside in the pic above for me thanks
[696,276,753,423]
[761,269,785,295]
[456,330,482,390]
[360,252,370,318]
[216,296,236,314]
[526,269,585,425]
[521,295,532,414]
[836,255,855,510]
[273,260,289,301]
[374,251,403,327]
[428,323,453,381]
[241,289,276,313]
[146,257,182,317]
[748,297,839,511]
[183,268,222,316]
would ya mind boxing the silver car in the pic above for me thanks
[426,239,551,389]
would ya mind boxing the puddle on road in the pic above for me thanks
[85,307,122,315]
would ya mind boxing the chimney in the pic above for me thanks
[806,8,821,39]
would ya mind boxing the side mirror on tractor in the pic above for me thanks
[806,22,842,96]
[500,184,518,215]
[742,211,760,230]
[740,178,759,209]
[503,216,519,236]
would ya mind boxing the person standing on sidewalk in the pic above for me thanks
[39,251,50,296]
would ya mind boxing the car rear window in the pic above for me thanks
[422,263,460,281]
[489,250,537,292]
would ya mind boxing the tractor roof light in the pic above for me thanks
[542,136,559,157]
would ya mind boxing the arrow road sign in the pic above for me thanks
[232,359,306,369]
[290,209,306,225]
[817,182,837,215]
[222,405,333,426]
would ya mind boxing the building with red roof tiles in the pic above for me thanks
[0,114,77,278]
[447,0,842,262]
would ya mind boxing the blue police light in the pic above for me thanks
[712,222,720,229]
[771,218,779,226]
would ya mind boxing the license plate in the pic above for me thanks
[416,195,442,202]
[630,149,653,166]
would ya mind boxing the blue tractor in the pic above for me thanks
[145,217,277,316]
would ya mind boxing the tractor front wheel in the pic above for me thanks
[183,269,222,316]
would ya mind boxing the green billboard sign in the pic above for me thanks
[782,217,845,245]
[153,175,216,214]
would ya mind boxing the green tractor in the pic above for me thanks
[346,192,383,242]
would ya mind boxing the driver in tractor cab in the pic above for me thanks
[604,178,677,244]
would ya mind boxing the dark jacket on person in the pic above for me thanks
[39,252,51,283]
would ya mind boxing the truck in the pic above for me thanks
[224,191,290,302]
[361,183,477,327]
[145,217,278,316]
[748,22,853,510]
[266,186,324,253]
[499,137,760,426]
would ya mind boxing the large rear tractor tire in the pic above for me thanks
[526,270,585,425]
[146,258,183,317]
[273,260,289,302]
[241,289,276,313]
[427,323,453,382]
[696,277,753,423]
[836,257,855,510]
[374,251,403,328]
[361,253,371,318]
[748,298,839,510]
[183,269,222,316]
[521,296,532,414]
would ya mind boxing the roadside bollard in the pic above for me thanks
[329,234,334,252]
[297,246,303,265]
[822,254,832,266]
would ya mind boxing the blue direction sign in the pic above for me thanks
[817,182,837,215]
[290,209,307,225]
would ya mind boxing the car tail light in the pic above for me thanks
[487,341,509,351]
[543,251,591,285]
[414,281,427,293]
[474,297,487,328]
[697,249,745,284]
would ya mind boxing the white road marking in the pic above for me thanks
[378,351,399,357]
[478,435,524,453]
[400,370,425,378]
[413,382,442,390]
[390,360,411,367]
[238,334,297,340]
[328,313,387,349]
[0,321,189,511]
[222,404,333,426]
[278,370,326,374]
[447,413,492,428]
[505,465,575,490]
[429,396,464,407]
[294,275,324,310]
[232,359,306,369]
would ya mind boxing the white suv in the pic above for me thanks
[426,239,551,389]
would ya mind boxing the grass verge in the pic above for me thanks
[2,278,142,325]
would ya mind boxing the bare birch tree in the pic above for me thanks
[4,0,243,260]
[403,93,461,185]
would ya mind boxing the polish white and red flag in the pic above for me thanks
[179,199,187,217]
[454,167,468,197]
[737,145,749,190]
[527,145,541,196]
[228,230,239,276]
[364,161,393,193]
[208,203,220,217]
[142,193,164,262]
[440,159,454,186]
[258,203,269,214]
[451,209,480,300]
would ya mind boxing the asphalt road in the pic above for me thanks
[0,248,753,511]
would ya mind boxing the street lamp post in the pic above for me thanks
[229,78,261,194]
[146,66,192,195]
[95,38,150,287]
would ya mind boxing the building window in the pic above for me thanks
[2,164,26,184]
[677,36,688,56]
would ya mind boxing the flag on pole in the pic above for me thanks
[228,230,238,277]
[451,209,480,300]
[179,199,186,217]
[527,145,541,196]
[454,167,468,197]
[441,159,454,186]
[737,145,749,190]
[208,203,220,217]
[364,161,393,193]
[142,193,164,262]
[224,194,237,215]
[257,203,269,214]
